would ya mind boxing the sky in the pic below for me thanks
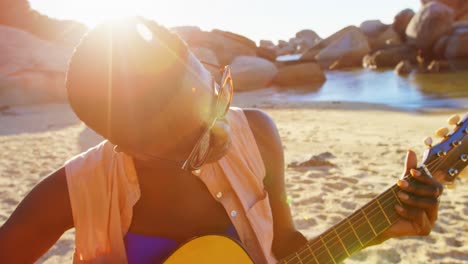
[29,0,421,43]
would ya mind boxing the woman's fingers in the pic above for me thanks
[395,205,433,236]
[402,149,418,176]
[397,179,440,198]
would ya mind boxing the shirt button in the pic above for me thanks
[216,192,223,199]
[230,210,237,217]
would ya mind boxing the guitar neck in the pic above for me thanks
[280,183,403,264]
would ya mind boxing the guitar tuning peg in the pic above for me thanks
[435,127,449,138]
[423,136,433,147]
[447,115,461,126]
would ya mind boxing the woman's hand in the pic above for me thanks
[374,149,444,243]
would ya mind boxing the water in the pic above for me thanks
[272,69,468,110]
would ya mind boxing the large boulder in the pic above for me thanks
[256,47,277,61]
[363,45,417,69]
[295,29,322,50]
[273,63,326,87]
[259,40,275,49]
[171,26,203,42]
[395,60,413,75]
[0,26,73,106]
[368,27,402,51]
[174,28,257,66]
[0,0,87,47]
[190,47,221,79]
[314,26,371,68]
[360,20,388,37]
[445,26,468,59]
[406,2,454,51]
[230,56,278,91]
[276,40,296,56]
[393,9,415,40]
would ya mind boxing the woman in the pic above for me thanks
[0,17,443,263]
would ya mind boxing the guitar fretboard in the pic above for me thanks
[280,183,403,264]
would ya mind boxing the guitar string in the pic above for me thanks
[282,131,467,264]
[286,156,466,264]
[283,156,448,263]
[289,156,459,264]
[280,156,446,264]
[281,155,453,264]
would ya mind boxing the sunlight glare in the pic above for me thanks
[136,23,154,42]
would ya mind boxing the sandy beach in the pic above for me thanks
[0,96,467,264]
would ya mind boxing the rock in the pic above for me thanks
[445,26,468,59]
[315,26,371,68]
[230,56,278,91]
[395,60,413,75]
[190,47,220,79]
[259,40,275,49]
[276,40,297,56]
[393,9,415,40]
[295,29,322,49]
[288,152,336,168]
[433,35,450,58]
[427,60,451,72]
[368,27,402,51]
[421,0,462,10]
[171,26,202,42]
[0,0,87,47]
[406,2,455,52]
[360,20,388,37]
[177,29,257,66]
[0,25,72,106]
[363,45,417,69]
[272,62,326,87]
[190,47,219,65]
[458,12,468,21]
[288,37,303,51]
[256,46,277,61]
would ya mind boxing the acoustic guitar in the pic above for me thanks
[164,114,468,264]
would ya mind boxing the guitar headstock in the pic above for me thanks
[421,114,468,185]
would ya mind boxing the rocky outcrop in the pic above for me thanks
[314,26,371,68]
[0,0,87,47]
[395,60,413,75]
[256,47,277,62]
[295,29,322,52]
[0,26,73,106]
[393,9,415,40]
[406,2,455,52]
[174,28,257,66]
[368,27,402,51]
[444,26,468,59]
[276,40,296,56]
[273,63,326,87]
[360,20,388,37]
[363,45,417,69]
[190,47,221,79]
[230,56,278,91]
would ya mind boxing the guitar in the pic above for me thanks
[163,114,468,264]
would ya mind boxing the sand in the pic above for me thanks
[0,95,467,264]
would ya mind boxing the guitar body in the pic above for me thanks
[164,235,254,264]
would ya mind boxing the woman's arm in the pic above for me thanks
[0,167,74,263]
[244,109,308,259]
[243,109,442,260]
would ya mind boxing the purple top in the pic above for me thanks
[124,225,240,263]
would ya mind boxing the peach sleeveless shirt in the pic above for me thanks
[65,107,276,263]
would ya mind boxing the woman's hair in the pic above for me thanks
[66,17,189,148]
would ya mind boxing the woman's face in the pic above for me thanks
[140,52,232,166]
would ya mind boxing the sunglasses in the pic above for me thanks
[181,62,234,172]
